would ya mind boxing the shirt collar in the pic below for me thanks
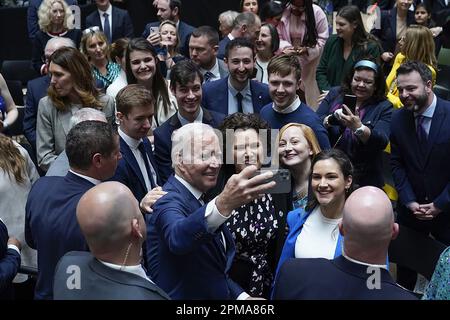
[228,78,251,97]
[227,33,234,41]
[69,170,102,185]
[177,107,203,126]
[98,259,154,283]
[414,94,437,119]
[200,58,219,75]
[118,127,141,150]
[98,4,112,16]
[342,251,388,270]
[272,96,301,114]
[174,174,203,201]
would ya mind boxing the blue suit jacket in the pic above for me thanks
[142,20,194,57]
[153,108,226,184]
[217,36,231,60]
[390,97,450,214]
[146,175,243,299]
[201,77,272,115]
[273,255,417,300]
[23,75,50,152]
[111,137,160,202]
[85,5,134,42]
[25,172,93,300]
[0,220,21,300]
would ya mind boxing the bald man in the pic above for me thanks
[273,187,417,300]
[53,182,170,300]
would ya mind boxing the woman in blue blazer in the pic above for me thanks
[317,59,393,188]
[275,149,354,278]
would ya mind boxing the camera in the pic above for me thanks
[327,113,341,126]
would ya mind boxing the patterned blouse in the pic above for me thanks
[226,194,285,297]
[423,247,450,300]
[92,61,121,89]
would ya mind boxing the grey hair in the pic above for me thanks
[219,10,239,29]
[45,36,76,50]
[69,107,107,129]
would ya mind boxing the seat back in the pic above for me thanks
[5,79,23,106]
[389,225,447,281]
[1,60,39,87]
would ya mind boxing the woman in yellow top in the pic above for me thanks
[386,25,437,108]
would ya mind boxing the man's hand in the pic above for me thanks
[381,52,394,62]
[8,237,21,251]
[417,202,442,220]
[140,186,167,213]
[147,32,161,47]
[216,165,275,216]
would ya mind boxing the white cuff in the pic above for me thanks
[7,244,20,255]
[205,196,231,233]
[237,292,250,300]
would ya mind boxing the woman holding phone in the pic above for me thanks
[316,59,392,188]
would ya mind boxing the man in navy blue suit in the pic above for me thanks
[0,219,21,300]
[147,122,276,299]
[259,54,330,149]
[202,38,272,116]
[390,61,450,289]
[273,187,417,300]
[23,37,76,153]
[25,121,121,300]
[142,0,194,57]
[85,0,134,43]
[153,60,225,184]
[111,84,162,204]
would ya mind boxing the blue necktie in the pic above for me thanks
[236,92,243,113]
[416,115,428,149]
[138,140,156,189]
[203,71,214,83]
[103,12,111,43]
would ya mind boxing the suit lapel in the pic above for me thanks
[250,81,264,113]
[142,137,160,187]
[119,137,147,191]
[423,101,446,166]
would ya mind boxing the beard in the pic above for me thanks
[402,91,429,112]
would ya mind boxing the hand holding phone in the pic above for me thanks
[343,94,357,115]
[253,169,291,194]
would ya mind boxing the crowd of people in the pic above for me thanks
[0,0,449,301]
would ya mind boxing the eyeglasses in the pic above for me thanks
[83,26,100,35]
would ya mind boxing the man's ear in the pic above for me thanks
[212,45,219,55]
[339,221,344,236]
[172,7,179,18]
[391,222,399,240]
[92,152,103,169]
[131,218,143,239]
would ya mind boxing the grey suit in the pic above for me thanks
[53,251,170,300]
[36,95,115,171]
[218,59,229,79]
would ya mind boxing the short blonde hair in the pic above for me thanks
[38,0,74,33]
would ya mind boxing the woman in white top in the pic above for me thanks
[275,148,353,276]
[255,23,280,84]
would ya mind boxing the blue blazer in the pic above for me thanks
[153,108,226,184]
[146,175,243,299]
[142,20,194,57]
[390,97,450,213]
[111,137,160,202]
[273,255,417,300]
[23,75,50,151]
[217,36,231,60]
[275,207,343,280]
[201,77,272,115]
[317,87,393,188]
[85,5,134,42]
[25,172,93,300]
[0,220,21,300]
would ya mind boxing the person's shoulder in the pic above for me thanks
[250,79,269,91]
[203,77,227,91]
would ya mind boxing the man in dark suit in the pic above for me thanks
[390,61,450,289]
[110,84,161,204]
[202,38,272,116]
[189,26,229,84]
[142,0,194,57]
[0,219,21,300]
[23,37,75,153]
[147,122,276,299]
[153,60,225,184]
[217,12,261,60]
[274,186,417,300]
[259,54,330,149]
[53,182,170,300]
[85,0,134,43]
[25,121,121,300]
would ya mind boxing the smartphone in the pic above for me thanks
[149,26,159,34]
[253,169,291,194]
[343,94,357,114]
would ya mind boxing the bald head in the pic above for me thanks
[341,187,398,259]
[77,182,145,255]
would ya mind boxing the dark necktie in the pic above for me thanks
[103,12,111,43]
[236,92,243,113]
[416,115,428,148]
[138,141,156,189]
[203,71,214,83]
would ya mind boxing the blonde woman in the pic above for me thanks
[386,25,437,108]
[32,0,81,74]
[80,27,121,90]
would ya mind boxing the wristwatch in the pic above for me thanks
[353,124,365,137]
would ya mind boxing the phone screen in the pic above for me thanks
[343,94,357,114]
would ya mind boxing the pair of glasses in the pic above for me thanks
[82,26,100,35]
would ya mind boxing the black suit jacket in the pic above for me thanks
[85,5,134,42]
[273,256,417,300]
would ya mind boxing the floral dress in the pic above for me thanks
[226,194,285,297]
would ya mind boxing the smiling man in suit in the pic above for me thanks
[201,38,272,116]
[85,0,134,43]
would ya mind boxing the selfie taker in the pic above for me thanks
[317,59,393,188]
[146,122,277,299]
